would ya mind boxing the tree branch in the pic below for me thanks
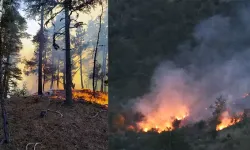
[45,8,65,27]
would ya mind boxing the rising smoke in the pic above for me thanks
[133,4,250,123]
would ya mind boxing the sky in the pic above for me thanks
[17,2,107,93]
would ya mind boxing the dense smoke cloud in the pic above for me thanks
[133,5,250,123]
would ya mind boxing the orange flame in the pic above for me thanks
[48,89,108,106]
[137,105,189,133]
[216,111,241,131]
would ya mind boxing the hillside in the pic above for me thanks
[109,118,250,150]
[0,96,108,150]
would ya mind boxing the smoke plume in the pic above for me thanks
[133,4,250,124]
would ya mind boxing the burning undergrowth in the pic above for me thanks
[118,64,248,133]
[45,89,108,107]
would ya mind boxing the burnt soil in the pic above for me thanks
[0,96,108,150]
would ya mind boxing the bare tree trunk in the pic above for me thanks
[100,77,104,92]
[50,54,54,89]
[63,61,66,90]
[57,59,60,89]
[50,74,54,89]
[38,4,44,95]
[104,80,107,93]
[0,0,3,22]
[79,51,84,89]
[43,43,47,92]
[95,78,99,90]
[64,0,73,105]
[3,53,10,98]
[0,29,9,143]
[100,46,107,92]
[93,3,103,95]
[3,75,9,98]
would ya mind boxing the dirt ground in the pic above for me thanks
[0,96,108,150]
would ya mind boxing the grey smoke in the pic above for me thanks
[133,5,250,122]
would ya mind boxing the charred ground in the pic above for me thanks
[0,96,108,150]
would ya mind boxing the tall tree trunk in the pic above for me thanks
[100,78,103,92]
[3,75,9,98]
[95,78,98,91]
[0,0,3,22]
[63,61,66,90]
[43,43,47,92]
[104,79,107,93]
[50,74,54,90]
[0,29,9,143]
[93,3,103,95]
[57,59,60,89]
[79,51,84,89]
[38,4,44,95]
[64,0,73,105]
[100,46,107,92]
[3,53,10,98]
[50,52,54,89]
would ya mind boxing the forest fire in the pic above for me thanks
[135,105,189,133]
[46,89,108,106]
[138,114,189,133]
[116,61,250,134]
[130,94,247,133]
[134,108,241,133]
[216,111,242,131]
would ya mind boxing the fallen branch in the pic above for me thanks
[38,108,63,118]
[47,109,63,118]
[88,109,107,118]
[26,142,41,150]
[34,142,41,150]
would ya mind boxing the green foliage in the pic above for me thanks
[195,120,206,130]
[8,66,22,81]
[209,129,218,139]
[11,82,29,97]
[209,96,227,129]
[172,119,182,129]
[0,0,28,98]
[23,0,103,20]
[109,130,191,150]
[211,96,227,117]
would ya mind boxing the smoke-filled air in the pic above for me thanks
[127,2,250,134]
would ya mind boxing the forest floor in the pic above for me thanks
[0,96,108,150]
